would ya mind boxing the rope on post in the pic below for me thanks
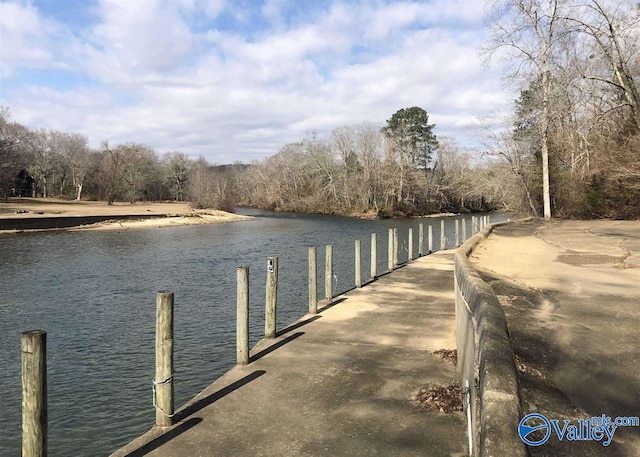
[152,376,176,418]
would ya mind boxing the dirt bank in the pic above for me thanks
[0,198,252,232]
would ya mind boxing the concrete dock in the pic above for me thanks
[112,251,467,457]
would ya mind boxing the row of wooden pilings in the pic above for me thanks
[20,215,491,456]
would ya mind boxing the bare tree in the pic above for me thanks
[0,107,30,200]
[566,0,640,130]
[163,152,191,201]
[485,0,573,219]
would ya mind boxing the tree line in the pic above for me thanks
[1,104,515,217]
[0,101,567,218]
[0,107,234,211]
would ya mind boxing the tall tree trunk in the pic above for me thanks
[541,67,552,219]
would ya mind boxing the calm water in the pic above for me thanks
[0,209,504,456]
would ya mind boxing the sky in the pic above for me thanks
[0,0,515,163]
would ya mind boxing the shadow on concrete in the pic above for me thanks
[250,332,304,363]
[276,315,321,337]
[121,417,202,457]
[174,370,266,422]
[318,296,347,312]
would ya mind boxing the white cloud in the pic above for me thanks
[0,0,514,161]
[0,1,68,76]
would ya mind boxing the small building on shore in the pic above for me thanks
[14,170,36,197]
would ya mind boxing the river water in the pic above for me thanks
[0,209,504,456]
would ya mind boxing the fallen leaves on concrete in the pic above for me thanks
[433,349,457,366]
[415,383,463,413]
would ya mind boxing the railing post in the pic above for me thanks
[393,228,398,268]
[370,233,377,280]
[325,245,333,301]
[155,291,174,427]
[387,229,393,271]
[418,223,424,257]
[308,247,317,314]
[355,239,362,288]
[408,228,413,261]
[22,329,47,457]
[455,219,460,247]
[265,256,278,338]
[440,220,446,250]
[428,224,433,253]
[237,267,249,365]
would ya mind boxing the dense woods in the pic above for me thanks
[1,0,638,219]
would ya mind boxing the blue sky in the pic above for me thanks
[0,0,514,163]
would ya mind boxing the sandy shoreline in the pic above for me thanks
[0,198,252,232]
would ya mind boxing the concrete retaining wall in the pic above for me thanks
[455,219,531,457]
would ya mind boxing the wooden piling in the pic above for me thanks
[155,291,174,427]
[393,229,398,268]
[418,223,424,257]
[455,219,460,247]
[355,239,361,288]
[440,220,445,250]
[237,267,249,365]
[387,229,393,271]
[472,216,478,234]
[265,256,278,338]
[325,245,333,301]
[370,233,377,279]
[21,329,47,457]
[408,228,413,261]
[308,247,317,314]
[462,217,467,242]
[428,224,433,253]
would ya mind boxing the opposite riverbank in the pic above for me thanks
[0,198,252,232]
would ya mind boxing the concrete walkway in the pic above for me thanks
[112,251,467,457]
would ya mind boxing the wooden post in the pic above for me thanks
[265,256,278,338]
[418,223,424,257]
[455,219,460,247]
[428,224,433,253]
[472,216,478,234]
[22,329,47,457]
[462,217,467,242]
[155,291,174,427]
[355,239,361,288]
[487,214,491,225]
[370,233,377,279]
[308,247,317,314]
[440,219,445,250]
[387,229,393,271]
[325,245,333,301]
[393,229,399,268]
[237,267,249,365]
[408,228,413,261]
